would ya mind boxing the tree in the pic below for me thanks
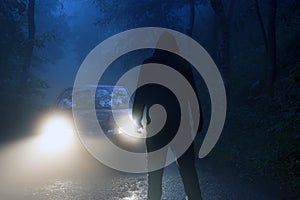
[210,0,236,94]
[254,0,277,97]
[188,0,195,36]
[0,0,26,89]
[20,0,35,92]
[93,0,190,30]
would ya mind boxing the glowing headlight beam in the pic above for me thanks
[37,114,74,153]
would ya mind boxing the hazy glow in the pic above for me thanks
[117,116,146,139]
[38,115,74,153]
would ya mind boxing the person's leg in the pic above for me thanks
[146,138,168,200]
[177,144,202,200]
[147,168,164,200]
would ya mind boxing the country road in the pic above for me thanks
[0,135,283,200]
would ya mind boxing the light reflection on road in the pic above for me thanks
[0,134,282,200]
[0,135,148,200]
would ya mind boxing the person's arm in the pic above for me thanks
[132,58,150,129]
[186,64,203,132]
[132,90,145,129]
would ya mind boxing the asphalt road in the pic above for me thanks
[0,135,283,200]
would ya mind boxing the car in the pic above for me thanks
[54,85,145,152]
[56,85,129,134]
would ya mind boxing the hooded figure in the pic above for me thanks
[132,32,203,200]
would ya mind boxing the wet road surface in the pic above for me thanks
[0,135,282,200]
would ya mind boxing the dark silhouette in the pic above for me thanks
[132,32,203,200]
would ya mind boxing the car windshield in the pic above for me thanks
[57,88,73,109]
[57,86,129,110]
[96,87,129,109]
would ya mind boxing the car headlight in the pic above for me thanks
[37,113,74,153]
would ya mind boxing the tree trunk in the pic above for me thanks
[20,0,35,92]
[265,0,277,97]
[187,0,195,37]
[254,0,277,97]
[254,0,268,51]
[211,0,231,93]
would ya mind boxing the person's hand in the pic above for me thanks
[136,122,143,134]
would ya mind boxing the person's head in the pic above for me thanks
[153,31,179,56]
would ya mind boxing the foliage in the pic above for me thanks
[0,0,66,138]
[206,0,300,196]
[267,61,300,193]
[268,6,300,192]
[0,0,49,95]
[92,0,209,32]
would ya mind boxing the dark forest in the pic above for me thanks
[0,0,299,199]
